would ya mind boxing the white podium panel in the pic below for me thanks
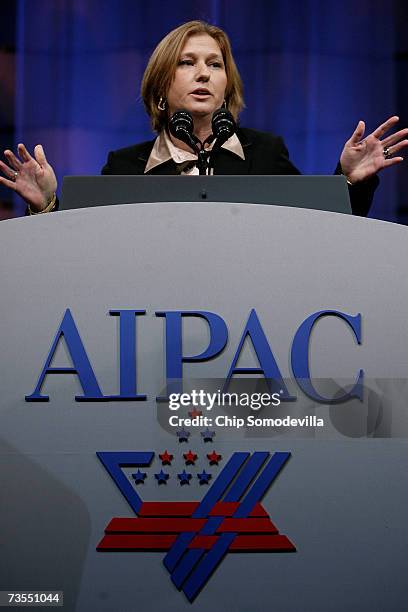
[0,203,407,611]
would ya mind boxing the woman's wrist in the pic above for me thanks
[342,173,354,186]
[28,192,57,215]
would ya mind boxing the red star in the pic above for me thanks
[207,451,222,465]
[183,450,198,465]
[159,450,173,465]
[188,409,202,418]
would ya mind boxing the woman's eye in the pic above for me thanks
[210,62,222,68]
[178,59,193,66]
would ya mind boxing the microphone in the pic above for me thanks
[168,110,200,155]
[211,108,236,150]
[169,109,210,174]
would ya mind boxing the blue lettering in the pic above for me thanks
[291,310,363,403]
[225,309,294,399]
[106,310,146,400]
[25,309,104,401]
[155,311,228,398]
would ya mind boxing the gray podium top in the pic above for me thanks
[61,175,352,213]
[0,203,407,611]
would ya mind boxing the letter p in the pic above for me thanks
[156,311,228,399]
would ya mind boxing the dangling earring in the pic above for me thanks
[158,97,167,111]
[222,99,227,109]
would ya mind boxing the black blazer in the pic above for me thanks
[101,127,377,216]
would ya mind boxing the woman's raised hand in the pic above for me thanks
[0,144,57,212]
[340,116,407,184]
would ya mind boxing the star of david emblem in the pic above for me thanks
[97,449,296,601]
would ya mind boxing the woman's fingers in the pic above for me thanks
[383,157,404,168]
[0,175,17,190]
[4,144,43,170]
[33,144,48,166]
[17,143,34,163]
[372,116,399,139]
[388,140,408,156]
[349,120,365,144]
[0,159,18,180]
[4,150,23,171]
[381,128,408,148]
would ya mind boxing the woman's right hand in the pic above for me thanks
[0,143,57,212]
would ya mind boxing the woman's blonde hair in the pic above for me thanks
[141,21,244,132]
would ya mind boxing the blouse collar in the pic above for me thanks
[144,129,245,174]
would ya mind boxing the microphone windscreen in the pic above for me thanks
[168,110,199,153]
[212,108,236,146]
[169,110,193,139]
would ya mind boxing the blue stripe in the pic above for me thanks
[183,533,236,601]
[233,452,291,518]
[163,532,196,573]
[181,451,292,599]
[164,451,291,600]
[200,516,224,535]
[164,454,247,575]
[97,451,154,515]
[171,549,205,589]
[192,452,249,518]
[169,517,224,587]
[224,452,269,502]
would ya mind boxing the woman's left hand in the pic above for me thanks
[340,116,407,183]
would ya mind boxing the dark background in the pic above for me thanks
[0,0,407,221]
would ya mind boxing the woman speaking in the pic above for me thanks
[0,20,406,215]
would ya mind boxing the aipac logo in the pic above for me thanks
[97,449,296,601]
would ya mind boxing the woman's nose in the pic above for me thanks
[195,62,210,80]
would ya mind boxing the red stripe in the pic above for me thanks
[137,501,267,517]
[106,518,206,533]
[231,535,296,551]
[209,502,267,517]
[218,518,277,533]
[188,535,294,550]
[97,534,296,552]
[97,534,176,550]
[105,517,277,534]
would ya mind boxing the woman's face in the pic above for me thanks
[166,34,228,122]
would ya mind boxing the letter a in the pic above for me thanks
[225,309,294,399]
[25,309,103,401]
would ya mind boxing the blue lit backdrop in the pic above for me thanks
[11,0,406,220]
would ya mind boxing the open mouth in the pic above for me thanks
[191,89,211,97]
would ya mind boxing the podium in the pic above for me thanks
[1,200,407,610]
